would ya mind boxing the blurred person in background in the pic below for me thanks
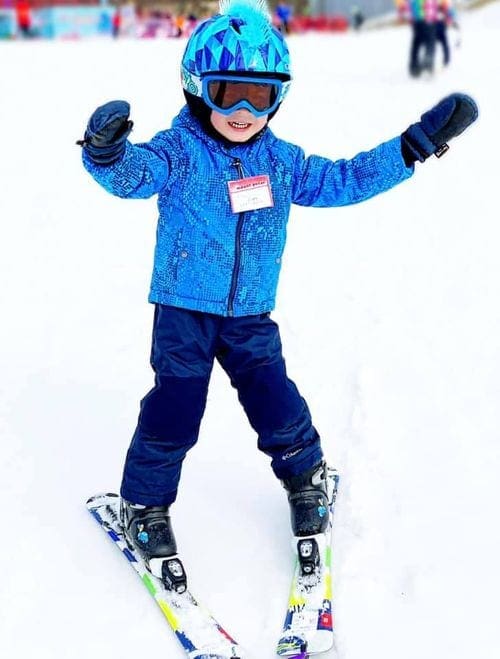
[275,1,292,33]
[15,0,32,38]
[397,0,454,77]
[351,5,365,31]
[436,0,459,68]
[112,7,122,39]
[174,13,185,37]
[186,13,198,37]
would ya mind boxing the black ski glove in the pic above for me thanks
[401,93,478,166]
[77,100,133,165]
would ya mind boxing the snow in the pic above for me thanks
[1,4,499,658]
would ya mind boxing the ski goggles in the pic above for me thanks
[201,74,287,118]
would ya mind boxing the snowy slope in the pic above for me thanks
[0,4,499,659]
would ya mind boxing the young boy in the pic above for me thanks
[79,0,477,592]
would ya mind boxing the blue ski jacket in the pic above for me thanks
[82,106,413,316]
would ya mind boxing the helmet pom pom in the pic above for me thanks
[220,0,272,47]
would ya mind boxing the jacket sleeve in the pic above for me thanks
[82,130,176,199]
[291,136,414,208]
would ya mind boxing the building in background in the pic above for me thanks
[308,0,394,19]
[0,0,479,40]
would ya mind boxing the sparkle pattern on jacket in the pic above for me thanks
[82,106,413,317]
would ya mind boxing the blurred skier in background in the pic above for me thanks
[15,0,32,38]
[112,7,122,39]
[351,5,365,31]
[436,0,459,67]
[397,0,455,77]
[275,1,292,33]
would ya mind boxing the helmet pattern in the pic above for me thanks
[181,0,291,83]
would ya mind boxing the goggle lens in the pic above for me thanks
[207,80,278,112]
[202,76,283,116]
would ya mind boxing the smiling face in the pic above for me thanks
[210,108,268,142]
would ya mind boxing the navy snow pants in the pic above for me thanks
[409,20,437,76]
[120,305,323,506]
[436,20,450,66]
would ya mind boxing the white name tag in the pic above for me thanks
[227,175,274,213]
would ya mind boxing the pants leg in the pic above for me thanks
[436,21,450,65]
[120,305,219,506]
[423,23,437,72]
[216,313,323,479]
[409,21,422,76]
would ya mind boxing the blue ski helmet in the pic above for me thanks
[181,0,291,105]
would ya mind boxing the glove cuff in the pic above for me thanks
[401,122,439,164]
[80,119,133,165]
[82,138,126,165]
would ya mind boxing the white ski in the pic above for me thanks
[87,493,247,659]
[276,468,339,657]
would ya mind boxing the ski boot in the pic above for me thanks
[120,500,187,593]
[282,461,330,577]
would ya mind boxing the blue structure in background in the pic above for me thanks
[36,6,116,39]
[0,3,133,39]
[0,9,16,37]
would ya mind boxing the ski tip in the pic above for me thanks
[86,492,120,506]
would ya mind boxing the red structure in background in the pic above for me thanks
[291,14,349,32]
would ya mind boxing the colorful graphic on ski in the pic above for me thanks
[288,641,309,658]
[276,468,339,656]
[86,493,246,659]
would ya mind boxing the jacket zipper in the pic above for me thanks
[228,157,245,316]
